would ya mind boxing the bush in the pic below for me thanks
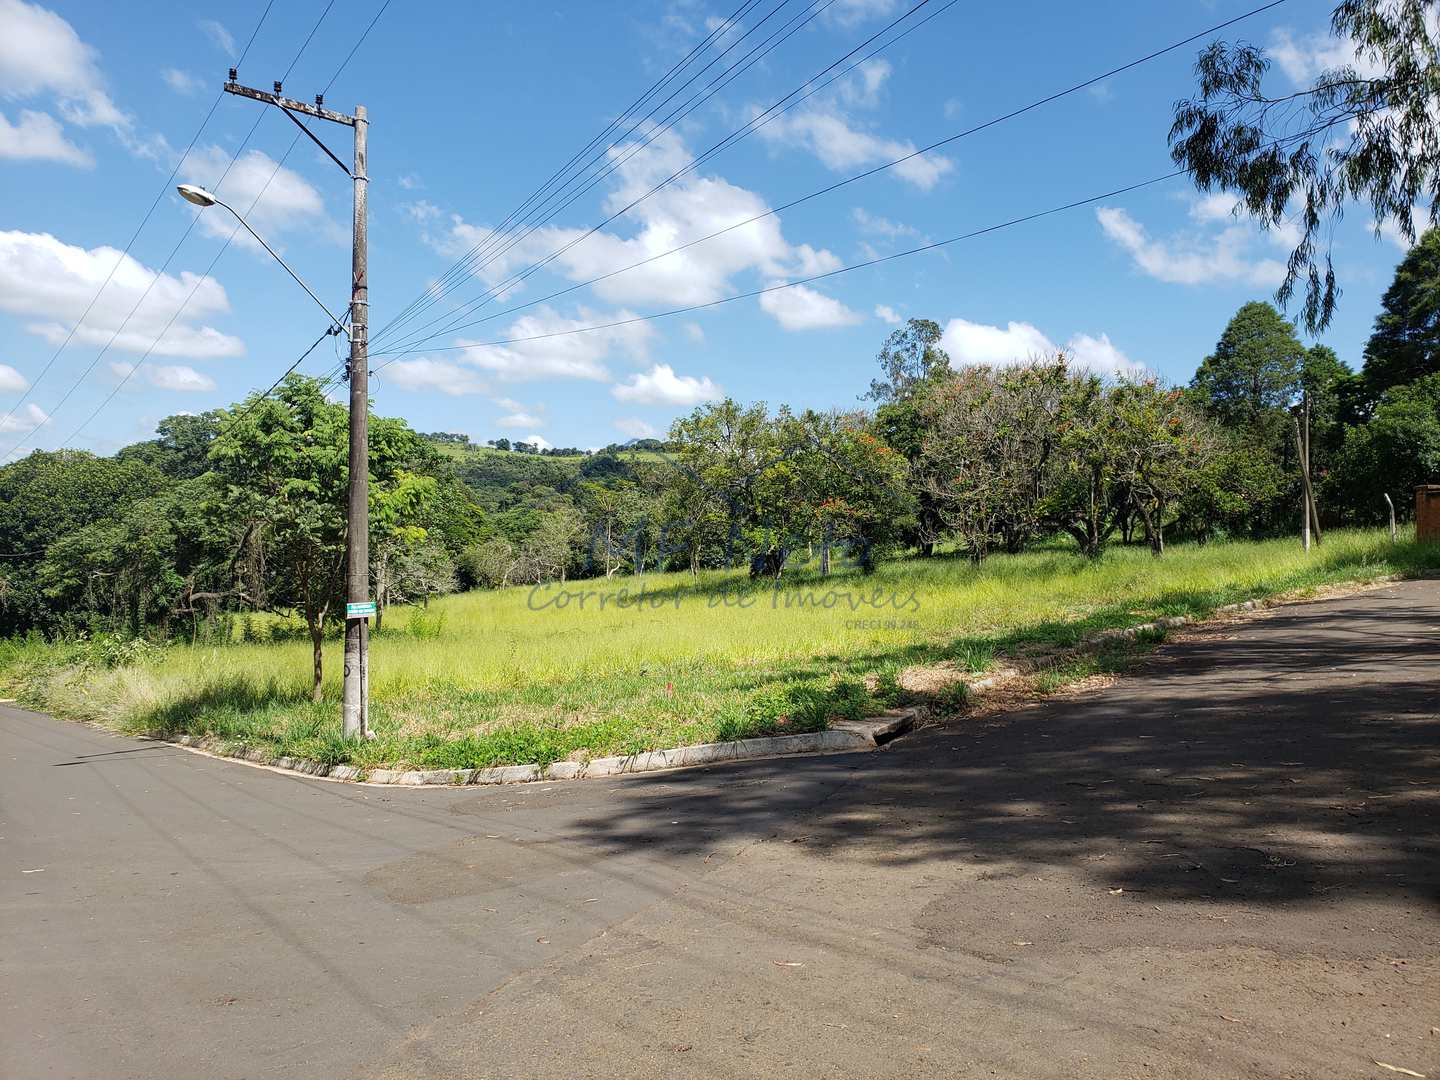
[406,609,447,640]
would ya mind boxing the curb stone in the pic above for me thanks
[155,710,914,788]
[144,590,1339,788]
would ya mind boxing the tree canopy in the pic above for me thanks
[1363,226,1440,395]
[1170,0,1440,331]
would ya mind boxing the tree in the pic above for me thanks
[1328,373,1440,521]
[869,322,954,557]
[919,361,1069,560]
[1170,0,1440,331]
[1107,380,1218,556]
[1363,228,1440,396]
[865,318,949,404]
[1192,302,1306,429]
[668,399,774,570]
[208,375,431,700]
[0,450,164,635]
[460,538,519,589]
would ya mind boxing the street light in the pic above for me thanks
[176,183,347,333]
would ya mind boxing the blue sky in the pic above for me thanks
[0,0,1415,456]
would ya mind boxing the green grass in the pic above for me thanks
[2,527,1435,772]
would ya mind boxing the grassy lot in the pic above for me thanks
[2,527,1435,772]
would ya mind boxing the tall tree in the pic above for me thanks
[1191,302,1307,428]
[208,375,431,700]
[864,318,950,404]
[1363,228,1440,395]
[1170,0,1440,331]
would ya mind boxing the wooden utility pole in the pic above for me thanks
[1294,395,1321,552]
[224,76,371,739]
[344,106,370,740]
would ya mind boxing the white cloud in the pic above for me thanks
[758,283,863,330]
[0,108,89,165]
[615,417,658,439]
[0,0,123,129]
[835,59,892,109]
[162,68,202,96]
[461,305,653,383]
[383,358,488,396]
[825,0,901,26]
[108,361,215,392]
[0,230,242,358]
[874,304,902,325]
[181,146,335,251]
[1187,192,1302,250]
[1377,204,1431,249]
[0,402,47,434]
[1065,332,1145,378]
[397,173,422,190]
[682,321,705,344]
[0,0,156,167]
[939,317,1143,378]
[611,363,720,406]
[758,110,952,190]
[198,19,235,57]
[431,130,842,309]
[0,364,28,392]
[852,207,920,240]
[148,364,215,391]
[496,410,542,428]
[1096,206,1287,288]
[403,200,442,223]
[520,433,552,451]
[1269,27,1382,84]
[940,318,1054,367]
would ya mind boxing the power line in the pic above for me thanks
[283,0,338,83]
[371,171,1191,363]
[3,0,364,459]
[372,0,822,347]
[92,3,393,450]
[0,108,274,461]
[211,323,344,448]
[373,0,948,353]
[437,0,819,286]
[52,132,316,452]
[235,0,277,69]
[377,0,1292,357]
[322,0,393,93]
[0,1,282,436]
[369,0,762,342]
[368,117,1345,367]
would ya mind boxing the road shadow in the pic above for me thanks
[560,583,1440,907]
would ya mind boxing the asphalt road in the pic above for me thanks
[3,581,1437,1080]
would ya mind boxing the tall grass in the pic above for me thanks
[3,528,1433,770]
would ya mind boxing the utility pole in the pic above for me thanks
[224,75,372,739]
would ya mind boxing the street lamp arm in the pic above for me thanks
[181,186,348,334]
[214,198,349,333]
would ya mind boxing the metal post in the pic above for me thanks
[342,104,370,739]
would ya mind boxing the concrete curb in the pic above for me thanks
[149,593,1296,788]
[1079,598,1261,647]
[164,709,915,788]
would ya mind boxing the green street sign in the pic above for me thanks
[346,601,377,619]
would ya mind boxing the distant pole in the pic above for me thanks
[1294,411,1311,553]
[1384,492,1398,543]
[342,104,370,740]
[1304,393,1322,546]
